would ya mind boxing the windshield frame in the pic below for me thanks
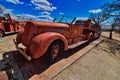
[53,16,77,24]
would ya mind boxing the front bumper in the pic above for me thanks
[13,39,31,61]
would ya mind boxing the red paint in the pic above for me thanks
[15,18,100,60]
[0,14,25,37]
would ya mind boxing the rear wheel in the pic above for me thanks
[0,30,4,38]
[87,33,94,43]
[97,32,101,38]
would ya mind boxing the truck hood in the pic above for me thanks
[21,21,69,47]
[27,21,69,29]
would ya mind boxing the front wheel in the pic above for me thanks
[48,41,63,63]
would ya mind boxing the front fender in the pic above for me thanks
[29,32,68,59]
[16,28,24,44]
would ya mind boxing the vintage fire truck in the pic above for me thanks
[14,16,101,62]
[0,14,25,38]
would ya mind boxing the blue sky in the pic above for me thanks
[0,0,112,21]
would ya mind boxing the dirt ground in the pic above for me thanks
[0,34,16,59]
[101,31,120,41]
[52,39,120,80]
[0,33,120,80]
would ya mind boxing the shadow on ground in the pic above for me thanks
[0,42,88,80]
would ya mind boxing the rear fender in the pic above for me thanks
[30,32,68,59]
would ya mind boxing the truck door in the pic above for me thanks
[4,23,11,32]
[4,23,16,32]
[70,25,83,44]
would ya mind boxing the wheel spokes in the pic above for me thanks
[52,45,59,59]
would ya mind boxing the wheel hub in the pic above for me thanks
[52,45,59,59]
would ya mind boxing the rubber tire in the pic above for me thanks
[0,30,4,38]
[88,33,94,44]
[48,41,60,63]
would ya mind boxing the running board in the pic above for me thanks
[5,31,19,34]
[68,40,88,49]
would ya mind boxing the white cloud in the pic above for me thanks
[38,15,54,21]
[0,5,13,14]
[13,13,38,21]
[31,0,51,6]
[60,12,64,15]
[76,17,88,20]
[31,0,57,11]
[35,4,56,11]
[52,6,57,10]
[21,14,37,19]
[41,11,51,15]
[0,5,19,20]
[4,9,13,14]
[89,9,102,13]
[6,0,24,4]
[16,13,54,21]
[0,4,53,21]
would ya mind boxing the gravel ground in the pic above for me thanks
[0,34,120,80]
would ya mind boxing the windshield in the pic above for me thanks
[54,16,76,24]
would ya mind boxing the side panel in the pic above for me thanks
[29,32,68,59]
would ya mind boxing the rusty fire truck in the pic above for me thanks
[0,14,25,38]
[14,16,101,62]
